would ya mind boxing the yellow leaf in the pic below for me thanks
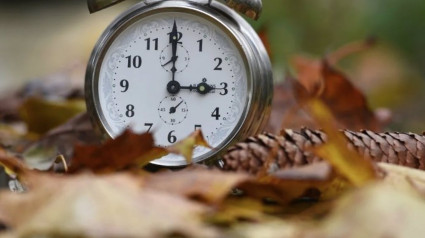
[19,97,85,134]
[0,150,31,179]
[167,130,212,163]
[308,99,377,186]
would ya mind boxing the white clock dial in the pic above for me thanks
[97,11,248,165]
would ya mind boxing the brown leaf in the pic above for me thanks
[265,78,316,133]
[0,92,23,122]
[69,130,167,173]
[269,39,382,131]
[23,112,99,171]
[0,173,218,238]
[320,61,380,131]
[292,56,324,95]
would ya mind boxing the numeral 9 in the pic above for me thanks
[120,80,129,92]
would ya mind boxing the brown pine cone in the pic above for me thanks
[221,128,425,175]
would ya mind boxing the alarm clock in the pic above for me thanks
[85,0,273,167]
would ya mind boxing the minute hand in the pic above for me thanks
[181,82,226,95]
[168,20,181,81]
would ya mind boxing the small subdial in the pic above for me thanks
[158,96,189,125]
[160,44,190,72]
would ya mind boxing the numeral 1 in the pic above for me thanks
[197,39,203,52]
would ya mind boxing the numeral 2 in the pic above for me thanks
[214,57,222,70]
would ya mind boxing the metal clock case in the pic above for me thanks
[85,0,273,167]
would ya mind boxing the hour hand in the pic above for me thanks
[162,56,178,67]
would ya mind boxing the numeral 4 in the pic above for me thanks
[211,108,221,120]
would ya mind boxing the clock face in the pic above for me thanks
[96,11,249,165]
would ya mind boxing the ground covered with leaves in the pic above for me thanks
[0,40,425,238]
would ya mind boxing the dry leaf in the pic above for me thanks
[144,167,251,205]
[167,130,212,163]
[19,97,86,134]
[0,173,218,238]
[306,182,425,238]
[320,61,380,131]
[23,112,99,171]
[207,197,275,225]
[268,39,381,132]
[245,162,351,204]
[0,151,31,179]
[69,130,167,173]
[309,100,377,186]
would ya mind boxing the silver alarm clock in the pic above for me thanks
[85,0,273,167]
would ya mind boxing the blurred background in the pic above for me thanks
[1,0,424,131]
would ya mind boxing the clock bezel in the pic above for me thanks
[85,0,273,167]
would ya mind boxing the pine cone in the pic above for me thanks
[221,128,425,174]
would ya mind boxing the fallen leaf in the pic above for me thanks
[23,112,99,171]
[0,151,31,179]
[19,97,86,134]
[309,100,377,186]
[144,166,252,205]
[320,61,380,131]
[245,162,351,204]
[265,78,316,133]
[269,39,382,131]
[69,130,167,173]
[145,162,349,206]
[207,197,275,225]
[307,182,425,238]
[167,130,212,163]
[0,173,218,238]
[378,162,425,194]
